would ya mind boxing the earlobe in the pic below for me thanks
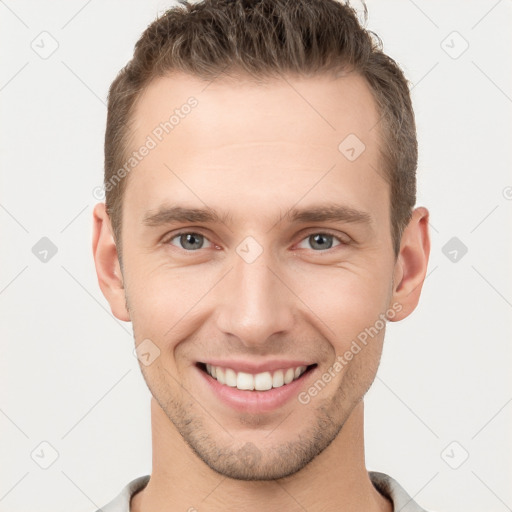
[389,207,430,322]
[92,203,131,322]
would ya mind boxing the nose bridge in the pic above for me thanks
[214,246,294,346]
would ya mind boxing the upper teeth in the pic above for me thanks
[205,364,308,391]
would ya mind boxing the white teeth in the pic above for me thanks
[272,370,284,388]
[237,371,254,390]
[216,367,226,385]
[284,368,295,384]
[225,368,237,387]
[254,372,272,391]
[294,366,306,378]
[205,364,310,391]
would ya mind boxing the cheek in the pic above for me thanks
[340,328,385,401]
[288,263,391,344]
[126,263,217,342]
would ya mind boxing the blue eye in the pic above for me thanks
[297,233,342,251]
[168,232,212,251]
[165,231,347,252]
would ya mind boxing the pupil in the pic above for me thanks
[182,233,202,250]
[311,234,332,250]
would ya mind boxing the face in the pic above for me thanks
[108,72,405,480]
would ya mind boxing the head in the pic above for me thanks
[93,0,429,481]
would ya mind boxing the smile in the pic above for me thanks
[201,363,315,391]
[196,361,318,413]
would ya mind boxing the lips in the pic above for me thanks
[196,361,318,413]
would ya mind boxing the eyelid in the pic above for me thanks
[163,229,215,249]
[162,227,211,241]
[294,230,351,250]
[162,228,351,251]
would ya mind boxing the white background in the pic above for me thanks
[1,1,511,511]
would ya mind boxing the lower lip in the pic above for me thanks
[197,365,316,414]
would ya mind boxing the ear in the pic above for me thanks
[92,203,130,322]
[389,206,430,321]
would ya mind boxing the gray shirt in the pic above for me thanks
[96,471,429,511]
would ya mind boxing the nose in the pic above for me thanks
[213,248,295,348]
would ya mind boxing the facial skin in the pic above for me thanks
[93,71,430,511]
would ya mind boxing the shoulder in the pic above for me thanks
[94,475,150,512]
[369,471,431,512]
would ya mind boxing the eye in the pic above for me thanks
[167,232,213,251]
[297,232,345,251]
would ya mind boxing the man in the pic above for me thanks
[92,0,431,510]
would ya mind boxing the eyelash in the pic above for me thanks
[163,230,350,253]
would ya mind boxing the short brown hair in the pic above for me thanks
[104,0,417,264]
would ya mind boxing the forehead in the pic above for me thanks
[123,71,387,228]
[130,70,380,150]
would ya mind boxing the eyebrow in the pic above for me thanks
[142,206,232,227]
[284,204,372,226]
[142,203,373,229]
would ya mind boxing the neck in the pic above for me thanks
[131,399,392,512]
